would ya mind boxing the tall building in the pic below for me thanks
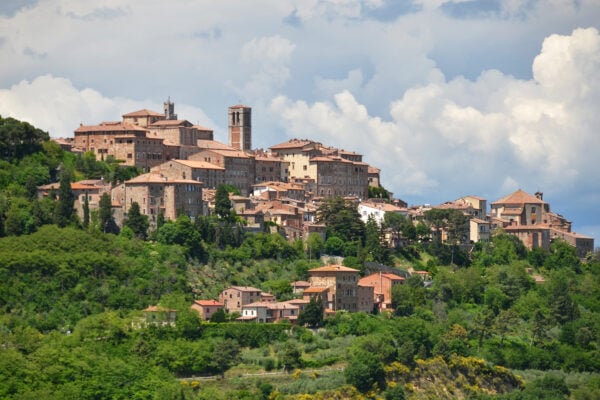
[228,105,251,151]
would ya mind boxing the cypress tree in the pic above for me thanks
[54,169,75,227]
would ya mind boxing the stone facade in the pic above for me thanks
[120,171,202,224]
[219,286,264,314]
[153,159,225,190]
[491,189,594,255]
[189,149,255,196]
[228,105,252,151]
[358,272,405,310]
[308,265,361,311]
[191,300,224,321]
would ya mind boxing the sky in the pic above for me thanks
[0,0,599,240]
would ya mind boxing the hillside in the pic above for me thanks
[0,117,599,398]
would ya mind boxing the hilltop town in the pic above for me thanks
[51,99,593,259]
[43,99,596,325]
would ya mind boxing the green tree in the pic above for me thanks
[298,296,324,328]
[324,236,345,256]
[384,384,406,400]
[415,222,430,241]
[124,201,149,240]
[53,169,75,227]
[306,232,324,260]
[280,341,303,371]
[392,275,426,316]
[317,197,365,244]
[210,308,226,322]
[156,215,204,259]
[364,215,391,264]
[345,350,385,392]
[82,191,90,228]
[215,184,233,220]
[0,115,49,161]
[209,339,241,378]
[98,192,117,233]
[546,240,581,272]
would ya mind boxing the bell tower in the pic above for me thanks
[164,97,177,120]
[228,105,251,151]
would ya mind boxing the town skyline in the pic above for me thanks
[1,1,599,237]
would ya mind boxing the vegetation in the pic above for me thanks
[0,116,599,399]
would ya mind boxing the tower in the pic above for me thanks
[228,105,251,151]
[164,97,177,120]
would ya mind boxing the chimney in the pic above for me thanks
[535,191,543,200]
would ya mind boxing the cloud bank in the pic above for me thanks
[0,0,599,235]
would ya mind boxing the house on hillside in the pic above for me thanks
[219,286,276,314]
[358,272,405,310]
[491,189,594,256]
[307,265,363,312]
[190,299,224,321]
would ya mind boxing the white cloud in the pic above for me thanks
[0,75,218,137]
[271,28,600,208]
[235,35,296,103]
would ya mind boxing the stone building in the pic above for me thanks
[191,300,224,321]
[37,179,112,222]
[189,149,255,196]
[254,152,289,184]
[73,122,166,170]
[358,272,405,310]
[152,159,225,190]
[269,139,369,199]
[116,171,202,224]
[307,265,361,311]
[219,286,275,314]
[491,189,594,256]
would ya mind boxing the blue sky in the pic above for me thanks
[0,0,599,240]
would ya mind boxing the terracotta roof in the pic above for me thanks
[149,119,191,127]
[193,300,223,307]
[206,149,251,158]
[470,218,489,224]
[229,104,251,109]
[309,265,360,273]
[284,299,310,305]
[368,166,380,174]
[122,109,164,117]
[125,172,201,185]
[492,189,545,205]
[227,286,262,292]
[171,159,225,170]
[196,140,237,150]
[75,122,147,133]
[270,139,315,150]
[359,272,405,283]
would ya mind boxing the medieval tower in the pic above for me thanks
[228,105,251,151]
